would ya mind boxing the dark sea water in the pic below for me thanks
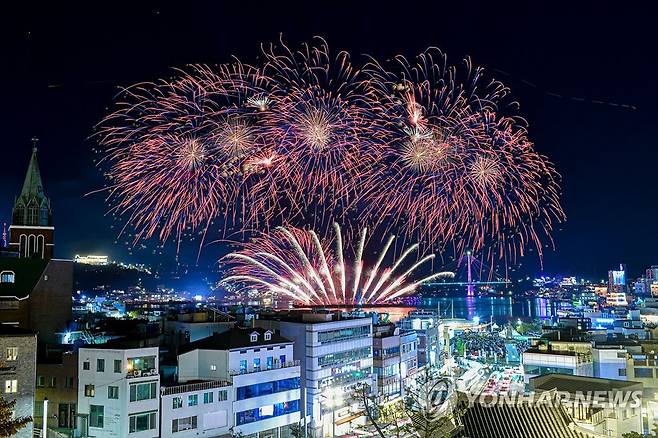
[363,296,560,324]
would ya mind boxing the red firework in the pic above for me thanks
[96,62,270,245]
[364,49,564,268]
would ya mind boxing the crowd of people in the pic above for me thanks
[452,327,530,361]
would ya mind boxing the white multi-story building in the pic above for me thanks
[257,311,376,437]
[373,324,402,397]
[399,310,441,368]
[77,344,160,437]
[522,341,594,383]
[400,330,419,382]
[177,327,301,438]
[160,380,232,437]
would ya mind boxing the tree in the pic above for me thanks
[0,396,31,438]
[290,420,305,438]
[352,367,462,438]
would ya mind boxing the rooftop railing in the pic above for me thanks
[230,359,300,376]
[162,379,231,396]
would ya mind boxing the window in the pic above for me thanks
[280,354,286,364]
[65,377,74,389]
[5,347,18,361]
[619,368,627,376]
[239,360,248,373]
[108,386,119,399]
[4,380,17,394]
[210,364,217,371]
[236,377,301,400]
[37,376,45,387]
[127,356,156,374]
[635,368,654,378]
[49,377,57,388]
[129,411,157,433]
[114,359,122,373]
[172,397,183,409]
[129,381,157,402]
[264,331,272,341]
[235,399,300,425]
[318,325,370,344]
[0,271,15,284]
[97,359,105,372]
[267,356,273,369]
[318,347,371,368]
[188,394,198,406]
[172,415,197,433]
[253,358,261,370]
[90,405,104,428]
[203,391,213,404]
[250,332,258,342]
[85,384,96,397]
[83,361,90,371]
[218,390,228,401]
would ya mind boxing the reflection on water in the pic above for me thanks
[352,296,560,324]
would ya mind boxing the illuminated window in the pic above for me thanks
[5,347,18,361]
[84,384,95,397]
[4,380,17,394]
[0,271,15,284]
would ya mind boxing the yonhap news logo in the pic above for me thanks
[463,390,643,409]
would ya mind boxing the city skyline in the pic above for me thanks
[1,4,656,278]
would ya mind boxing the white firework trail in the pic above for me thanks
[221,223,454,305]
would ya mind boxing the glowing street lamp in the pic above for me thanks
[323,387,343,438]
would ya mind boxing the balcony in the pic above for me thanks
[230,360,300,376]
[161,379,231,396]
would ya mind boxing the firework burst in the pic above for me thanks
[256,37,389,221]
[96,62,270,244]
[96,39,564,271]
[221,223,453,305]
[364,48,564,266]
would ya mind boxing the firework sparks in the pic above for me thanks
[221,223,453,305]
[364,48,564,266]
[96,39,564,271]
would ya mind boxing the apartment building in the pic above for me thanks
[77,343,160,437]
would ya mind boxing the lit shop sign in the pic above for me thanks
[126,368,158,378]
[331,362,360,376]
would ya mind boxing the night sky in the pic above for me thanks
[1,3,656,279]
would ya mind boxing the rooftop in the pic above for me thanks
[0,324,36,336]
[257,309,371,325]
[179,327,291,354]
[458,398,596,438]
[0,256,49,298]
[530,373,642,394]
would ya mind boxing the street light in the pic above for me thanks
[323,387,343,438]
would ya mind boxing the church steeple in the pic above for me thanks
[12,138,52,227]
[19,138,47,202]
[8,139,55,259]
